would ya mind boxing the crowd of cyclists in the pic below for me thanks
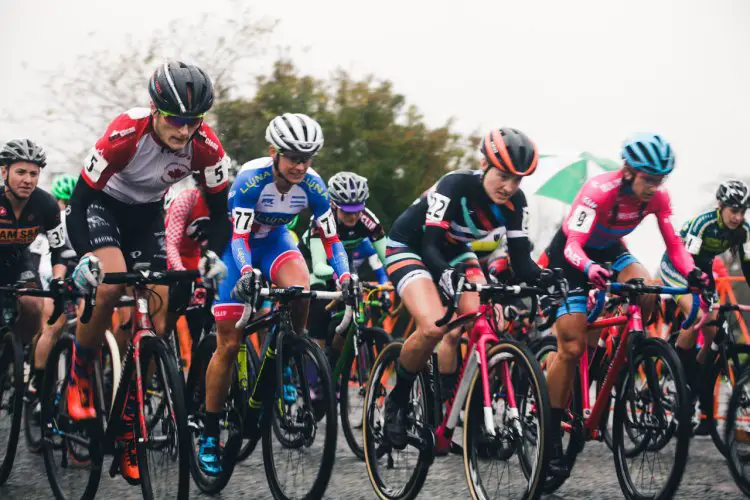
[0,59,749,499]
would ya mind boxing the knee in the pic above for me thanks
[215,337,240,362]
[442,328,463,346]
[556,332,586,364]
[19,296,43,318]
[96,284,127,309]
[422,323,445,344]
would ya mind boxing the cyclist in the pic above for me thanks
[0,140,68,339]
[660,179,750,434]
[165,173,214,361]
[544,132,709,479]
[301,171,389,366]
[64,61,232,484]
[29,174,79,409]
[382,127,555,449]
[202,113,352,475]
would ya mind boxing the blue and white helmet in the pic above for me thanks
[621,133,675,176]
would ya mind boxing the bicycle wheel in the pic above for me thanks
[531,336,585,494]
[340,326,391,460]
[185,333,242,494]
[723,367,750,496]
[40,334,102,500]
[24,341,43,454]
[612,337,690,500]
[0,332,23,485]
[135,336,191,500]
[236,335,260,462]
[463,339,549,500]
[260,334,336,499]
[363,340,433,500]
[709,343,750,457]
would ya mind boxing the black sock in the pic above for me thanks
[203,412,221,439]
[33,368,45,389]
[676,347,696,392]
[391,361,418,404]
[439,371,459,403]
[549,407,565,448]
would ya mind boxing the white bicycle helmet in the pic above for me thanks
[265,113,324,156]
[328,172,369,211]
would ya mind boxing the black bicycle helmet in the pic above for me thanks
[149,61,214,117]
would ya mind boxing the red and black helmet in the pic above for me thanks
[480,128,538,177]
[149,61,214,117]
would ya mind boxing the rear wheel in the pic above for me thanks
[723,367,750,496]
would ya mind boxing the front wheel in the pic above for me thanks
[0,332,24,485]
[262,335,337,500]
[612,337,690,500]
[723,366,750,496]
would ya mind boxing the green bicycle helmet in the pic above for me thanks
[51,174,78,201]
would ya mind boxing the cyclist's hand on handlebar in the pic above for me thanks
[687,267,710,293]
[380,290,392,311]
[587,262,611,291]
[535,268,557,288]
[231,268,262,304]
[72,254,104,295]
[199,249,228,289]
[438,267,460,302]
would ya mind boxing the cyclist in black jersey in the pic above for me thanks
[382,127,555,448]
[0,139,68,346]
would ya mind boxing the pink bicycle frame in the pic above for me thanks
[434,303,517,454]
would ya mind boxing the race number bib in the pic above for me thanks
[46,223,66,249]
[83,149,108,183]
[426,192,450,222]
[567,205,595,233]
[685,234,703,254]
[204,156,230,188]
[232,207,255,235]
[317,209,337,238]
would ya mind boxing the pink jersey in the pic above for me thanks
[562,170,694,275]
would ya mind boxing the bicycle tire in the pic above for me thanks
[136,336,191,500]
[185,333,240,494]
[363,340,433,500]
[710,343,750,457]
[0,332,23,485]
[463,339,549,500]
[723,366,750,497]
[40,334,103,500]
[340,326,391,460]
[236,335,260,462]
[612,337,690,500]
[262,334,337,500]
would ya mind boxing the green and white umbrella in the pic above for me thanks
[523,151,620,205]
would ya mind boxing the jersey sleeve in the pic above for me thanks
[421,174,462,276]
[357,238,388,284]
[81,109,147,189]
[308,176,350,282]
[229,174,261,274]
[654,190,695,277]
[681,211,715,256]
[503,190,541,283]
[165,189,198,271]
[192,124,230,195]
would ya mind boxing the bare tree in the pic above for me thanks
[9,0,277,171]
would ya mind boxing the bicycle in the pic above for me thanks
[723,359,750,496]
[23,291,122,455]
[363,271,559,500]
[0,280,81,485]
[328,281,393,460]
[187,273,360,499]
[538,279,698,499]
[676,300,750,456]
[40,266,196,500]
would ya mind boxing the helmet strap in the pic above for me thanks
[272,153,294,192]
[3,167,27,207]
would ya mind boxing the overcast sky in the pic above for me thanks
[1,0,749,271]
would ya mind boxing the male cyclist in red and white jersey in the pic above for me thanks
[544,133,709,478]
[65,61,232,484]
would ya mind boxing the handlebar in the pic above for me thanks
[435,281,546,327]
[586,280,700,329]
[0,279,84,326]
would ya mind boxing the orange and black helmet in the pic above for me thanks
[480,128,538,176]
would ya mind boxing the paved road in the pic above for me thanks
[1,427,746,499]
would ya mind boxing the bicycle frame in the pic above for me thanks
[434,302,515,454]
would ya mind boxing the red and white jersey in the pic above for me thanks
[81,107,230,204]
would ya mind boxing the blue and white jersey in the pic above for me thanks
[230,157,349,280]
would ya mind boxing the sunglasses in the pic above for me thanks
[158,110,205,128]
[279,150,313,164]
